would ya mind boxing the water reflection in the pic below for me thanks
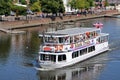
[37,52,108,80]
[0,34,11,64]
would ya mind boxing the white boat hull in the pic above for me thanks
[38,42,109,70]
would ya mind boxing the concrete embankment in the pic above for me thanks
[0,10,119,31]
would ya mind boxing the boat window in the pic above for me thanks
[97,35,108,43]
[40,54,56,62]
[59,37,64,43]
[58,54,66,61]
[80,48,87,55]
[88,46,95,52]
[101,36,108,43]
[105,35,109,42]
[45,37,53,43]
[72,51,79,58]
[64,36,70,44]
[44,37,58,43]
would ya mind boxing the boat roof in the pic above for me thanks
[100,33,109,36]
[39,27,100,37]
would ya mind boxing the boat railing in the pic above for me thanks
[96,33,109,44]
[40,37,97,53]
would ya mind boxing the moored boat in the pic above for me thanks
[36,27,109,70]
[93,22,103,28]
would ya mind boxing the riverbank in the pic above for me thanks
[0,10,119,30]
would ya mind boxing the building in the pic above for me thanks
[107,0,120,4]
[62,0,73,12]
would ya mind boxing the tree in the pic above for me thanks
[87,0,94,7]
[30,1,41,12]
[40,0,65,14]
[0,0,13,15]
[104,0,109,7]
[56,0,65,13]
[11,5,27,16]
[20,0,27,5]
[68,0,94,10]
[40,0,58,13]
[30,0,38,4]
[68,0,77,9]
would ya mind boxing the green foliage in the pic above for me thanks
[0,0,13,15]
[56,0,65,13]
[73,0,90,9]
[40,0,65,13]
[69,0,77,9]
[30,1,41,12]
[0,0,96,15]
[30,0,38,4]
[104,0,109,7]
[20,0,27,5]
[41,0,58,13]
[68,0,94,9]
[87,0,94,7]
[11,5,27,15]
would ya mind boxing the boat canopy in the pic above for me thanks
[39,27,100,37]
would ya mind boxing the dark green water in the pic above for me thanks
[0,17,120,80]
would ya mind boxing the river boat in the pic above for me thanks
[37,27,109,70]
[93,22,103,28]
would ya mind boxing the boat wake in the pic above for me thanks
[34,66,55,71]
[32,60,55,71]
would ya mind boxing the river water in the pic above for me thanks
[0,17,120,80]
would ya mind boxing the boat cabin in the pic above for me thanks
[39,28,105,53]
[38,27,109,67]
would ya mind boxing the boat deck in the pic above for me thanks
[46,27,100,36]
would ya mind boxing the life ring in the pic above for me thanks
[44,46,52,51]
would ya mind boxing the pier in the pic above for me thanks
[0,28,26,34]
[0,10,119,34]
